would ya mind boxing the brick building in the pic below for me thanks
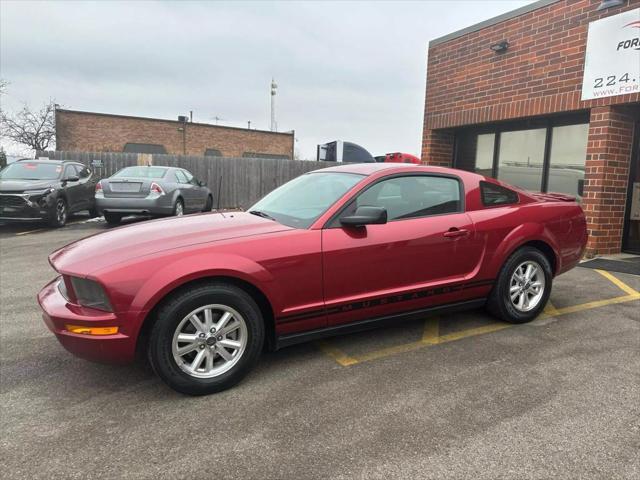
[422,0,640,256]
[56,109,295,159]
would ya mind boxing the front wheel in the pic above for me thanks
[487,247,552,324]
[173,198,184,217]
[148,282,265,395]
[47,198,67,227]
[202,195,213,212]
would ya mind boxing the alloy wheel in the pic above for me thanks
[175,201,184,216]
[56,200,67,225]
[509,260,545,312]
[172,304,248,378]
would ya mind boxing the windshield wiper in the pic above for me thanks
[248,210,276,221]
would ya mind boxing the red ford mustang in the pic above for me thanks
[38,163,587,395]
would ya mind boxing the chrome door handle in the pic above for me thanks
[443,228,469,238]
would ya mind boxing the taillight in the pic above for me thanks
[150,182,165,195]
[95,181,102,193]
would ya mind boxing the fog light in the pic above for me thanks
[65,324,118,335]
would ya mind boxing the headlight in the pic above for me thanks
[69,277,113,312]
[24,188,54,197]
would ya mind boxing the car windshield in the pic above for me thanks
[112,166,167,178]
[0,162,62,180]
[249,172,363,228]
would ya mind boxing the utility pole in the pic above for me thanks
[270,78,277,132]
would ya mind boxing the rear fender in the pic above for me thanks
[487,223,561,278]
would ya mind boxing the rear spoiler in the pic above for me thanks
[530,192,577,202]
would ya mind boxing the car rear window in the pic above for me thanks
[480,181,519,206]
[112,166,167,179]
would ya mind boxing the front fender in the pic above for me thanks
[486,222,561,277]
[127,252,280,334]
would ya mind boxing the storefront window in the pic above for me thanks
[475,134,495,177]
[547,124,588,200]
[497,128,546,192]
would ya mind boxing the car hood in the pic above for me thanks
[49,212,293,275]
[0,179,59,193]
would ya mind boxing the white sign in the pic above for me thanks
[581,8,640,101]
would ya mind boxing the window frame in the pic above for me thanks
[453,112,589,194]
[325,172,465,229]
[479,181,520,208]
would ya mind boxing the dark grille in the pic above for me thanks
[0,195,27,207]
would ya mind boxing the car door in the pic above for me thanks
[174,169,195,211]
[177,169,199,212]
[184,169,208,209]
[62,164,83,212]
[321,173,484,327]
[74,164,96,212]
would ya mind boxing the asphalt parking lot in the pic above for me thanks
[1,218,639,479]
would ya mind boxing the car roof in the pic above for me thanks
[16,158,67,164]
[311,162,483,181]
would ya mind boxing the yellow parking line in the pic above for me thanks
[14,220,85,236]
[316,340,359,367]
[15,228,46,236]
[317,270,640,367]
[543,300,560,317]
[436,322,511,343]
[421,316,440,344]
[594,269,640,296]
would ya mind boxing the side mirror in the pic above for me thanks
[64,175,80,183]
[198,180,206,187]
[340,206,387,227]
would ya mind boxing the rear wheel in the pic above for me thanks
[104,212,122,225]
[148,282,265,395]
[47,198,67,227]
[487,247,552,324]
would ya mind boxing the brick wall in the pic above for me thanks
[583,106,635,255]
[422,0,640,139]
[422,0,640,256]
[56,110,294,159]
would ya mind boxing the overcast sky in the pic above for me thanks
[1,0,534,159]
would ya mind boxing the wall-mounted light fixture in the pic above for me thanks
[597,0,624,11]
[490,40,509,53]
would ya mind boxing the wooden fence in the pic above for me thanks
[38,151,335,209]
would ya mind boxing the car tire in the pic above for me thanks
[173,198,184,217]
[47,198,68,227]
[148,282,265,395]
[487,246,552,324]
[202,195,213,212]
[104,212,122,225]
[88,206,99,218]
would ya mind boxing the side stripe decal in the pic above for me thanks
[277,279,494,324]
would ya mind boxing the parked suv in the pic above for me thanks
[0,159,97,227]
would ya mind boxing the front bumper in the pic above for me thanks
[96,195,173,215]
[37,277,137,364]
[0,193,51,221]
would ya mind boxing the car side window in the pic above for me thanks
[76,165,91,179]
[480,181,519,206]
[63,165,77,180]
[182,170,197,185]
[342,175,462,222]
[174,170,188,183]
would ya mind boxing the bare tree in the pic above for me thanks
[1,100,56,152]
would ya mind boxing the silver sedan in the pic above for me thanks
[95,166,213,225]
